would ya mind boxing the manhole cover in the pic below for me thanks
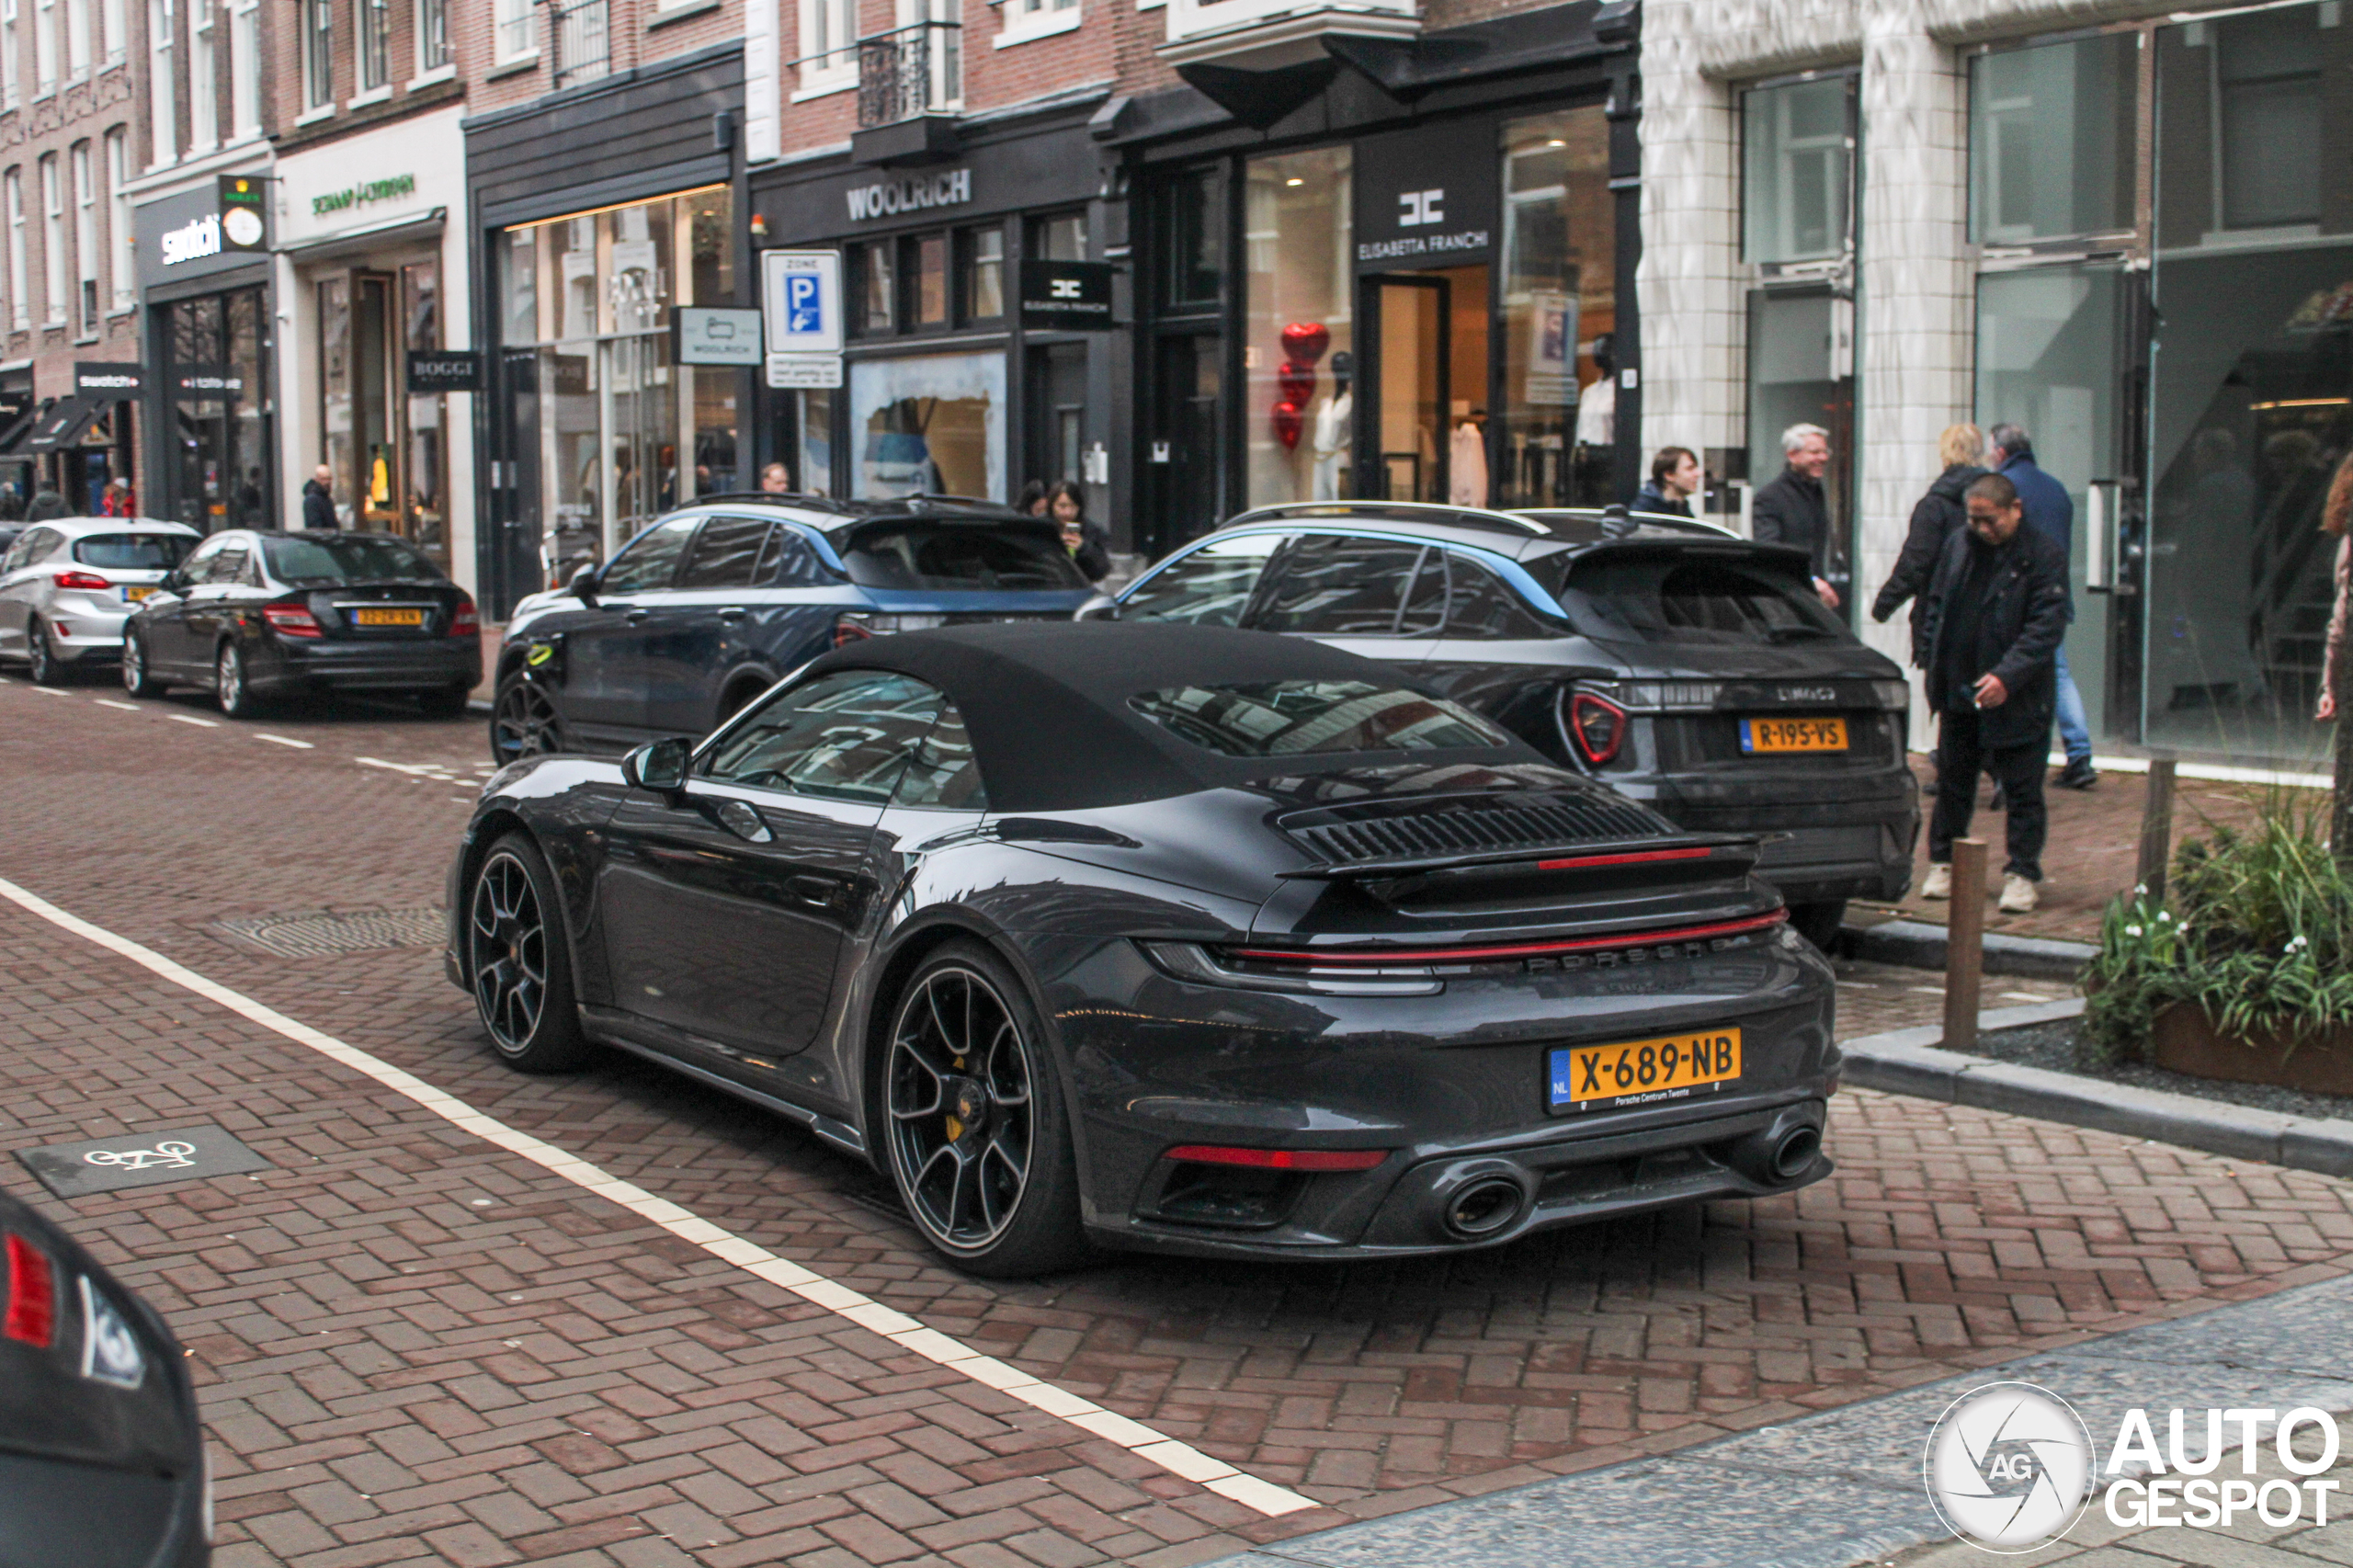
[210,906,446,959]
[19,1124,273,1199]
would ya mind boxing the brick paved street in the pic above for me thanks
[3,674,2351,1567]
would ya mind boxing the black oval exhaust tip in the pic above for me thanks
[1444,1177,1526,1239]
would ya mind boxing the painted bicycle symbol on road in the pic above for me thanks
[83,1141,198,1172]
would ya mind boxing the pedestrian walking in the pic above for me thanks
[1873,424,1984,631]
[1751,423,1840,608]
[24,481,68,521]
[1045,480,1111,585]
[301,465,337,530]
[759,460,792,494]
[1985,422,2096,790]
[1916,472,2070,915]
[1635,446,1701,518]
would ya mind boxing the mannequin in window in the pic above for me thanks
[1449,402,1488,509]
[1574,333,1616,451]
[1312,351,1353,501]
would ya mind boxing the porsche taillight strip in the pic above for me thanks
[1230,908,1789,967]
[1535,846,1716,872]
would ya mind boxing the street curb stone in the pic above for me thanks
[1838,997,2353,1176]
[1845,917,2094,981]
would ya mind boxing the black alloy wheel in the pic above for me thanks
[466,834,589,1072]
[25,618,61,685]
[490,676,563,764]
[883,941,1086,1277]
[121,630,165,697]
[215,642,261,718]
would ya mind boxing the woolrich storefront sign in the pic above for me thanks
[844,169,972,222]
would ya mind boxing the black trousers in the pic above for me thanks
[1928,707,2047,881]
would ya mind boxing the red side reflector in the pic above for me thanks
[1165,1145,1392,1172]
[5,1233,55,1347]
[1537,846,1715,872]
[1230,908,1789,967]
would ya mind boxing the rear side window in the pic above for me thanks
[675,517,774,590]
[842,521,1089,591]
[1253,535,1428,636]
[3,527,59,570]
[1120,534,1283,626]
[74,534,192,569]
[892,704,987,810]
[1437,553,1554,640]
[1129,678,1509,757]
[261,535,438,585]
[598,516,699,594]
[759,527,835,588]
[1561,553,1849,648]
[700,670,944,802]
[203,546,252,585]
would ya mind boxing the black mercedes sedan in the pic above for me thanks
[122,529,480,716]
[1,1188,211,1567]
[1097,503,1919,949]
[446,622,1836,1275]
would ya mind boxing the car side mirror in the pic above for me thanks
[158,571,184,594]
[1074,594,1120,622]
[620,736,691,794]
[569,562,601,608]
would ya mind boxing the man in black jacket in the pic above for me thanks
[1751,423,1839,608]
[300,465,336,531]
[1915,472,2071,915]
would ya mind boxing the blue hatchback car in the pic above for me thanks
[490,495,1097,762]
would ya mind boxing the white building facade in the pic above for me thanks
[1639,0,2352,768]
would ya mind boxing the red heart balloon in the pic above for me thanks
[1272,401,1303,449]
[1278,362,1316,406]
[1279,322,1330,365]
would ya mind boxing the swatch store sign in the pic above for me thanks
[135,181,272,292]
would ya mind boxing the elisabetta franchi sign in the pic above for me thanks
[1353,126,1499,271]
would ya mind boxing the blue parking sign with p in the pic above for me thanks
[787,275,822,335]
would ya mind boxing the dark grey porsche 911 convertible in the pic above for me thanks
[446,622,1837,1275]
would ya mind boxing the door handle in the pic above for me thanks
[716,608,745,622]
[625,608,650,623]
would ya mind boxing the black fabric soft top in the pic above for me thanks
[796,621,1548,812]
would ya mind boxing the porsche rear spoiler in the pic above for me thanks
[1273,832,1770,881]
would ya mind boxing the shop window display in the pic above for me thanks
[1244,147,1351,507]
[850,352,1005,500]
[498,185,736,574]
[1498,108,1614,507]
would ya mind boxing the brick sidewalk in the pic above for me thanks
[1,678,2348,1567]
[1861,757,2296,947]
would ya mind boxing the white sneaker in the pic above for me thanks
[1998,873,2038,914]
[1921,863,1951,900]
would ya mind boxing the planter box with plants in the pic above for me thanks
[2086,794,2353,1096]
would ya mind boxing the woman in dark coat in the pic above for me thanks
[1873,423,1986,642]
[1045,480,1112,585]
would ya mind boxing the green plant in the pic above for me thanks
[2084,789,2353,1061]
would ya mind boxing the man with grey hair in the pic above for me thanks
[1752,422,1840,608]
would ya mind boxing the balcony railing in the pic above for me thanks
[548,0,611,88]
[858,19,961,130]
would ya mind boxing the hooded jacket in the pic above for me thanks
[1873,463,1985,631]
[301,478,335,532]
[1915,521,2070,750]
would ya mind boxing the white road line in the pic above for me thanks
[255,733,314,749]
[170,714,220,727]
[0,874,1317,1519]
[94,699,140,711]
[28,686,70,698]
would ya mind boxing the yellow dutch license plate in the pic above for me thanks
[122,585,154,602]
[1741,716,1847,754]
[1550,1028,1743,1112]
[354,608,426,627]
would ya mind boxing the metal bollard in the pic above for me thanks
[2137,756,2177,904]
[1943,837,1987,1052]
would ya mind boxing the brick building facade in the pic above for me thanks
[0,0,145,516]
